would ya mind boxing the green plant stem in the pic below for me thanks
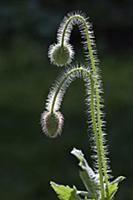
[90,77,105,199]
[61,15,110,200]
[50,66,105,200]
[50,67,90,113]
[86,25,110,200]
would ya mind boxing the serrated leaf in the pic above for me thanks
[108,176,125,199]
[71,148,100,199]
[50,181,81,200]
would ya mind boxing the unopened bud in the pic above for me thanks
[48,43,74,66]
[41,111,64,138]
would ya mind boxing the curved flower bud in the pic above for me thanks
[41,111,64,138]
[48,43,74,67]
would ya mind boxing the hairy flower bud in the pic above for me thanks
[41,111,64,138]
[48,43,74,66]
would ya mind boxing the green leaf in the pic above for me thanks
[50,181,81,200]
[71,148,100,199]
[108,176,125,199]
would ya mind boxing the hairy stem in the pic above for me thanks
[50,67,90,113]
[90,78,105,199]
[60,14,110,199]
[86,25,110,200]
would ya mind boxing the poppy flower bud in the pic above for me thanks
[48,43,74,66]
[41,111,64,138]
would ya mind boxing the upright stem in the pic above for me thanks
[90,77,105,199]
[85,22,110,200]
[60,15,110,199]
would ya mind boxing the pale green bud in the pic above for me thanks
[48,43,74,66]
[41,111,64,138]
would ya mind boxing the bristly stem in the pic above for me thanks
[60,14,110,199]
[50,66,91,113]
[90,78,105,199]
[42,12,125,200]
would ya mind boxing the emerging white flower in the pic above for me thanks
[48,43,74,67]
[41,111,64,138]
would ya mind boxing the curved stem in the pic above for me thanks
[50,66,104,199]
[60,14,110,199]
[50,67,90,113]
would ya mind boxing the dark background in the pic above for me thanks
[0,0,133,199]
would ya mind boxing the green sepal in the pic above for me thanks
[50,181,81,200]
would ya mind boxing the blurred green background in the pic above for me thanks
[0,0,133,199]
